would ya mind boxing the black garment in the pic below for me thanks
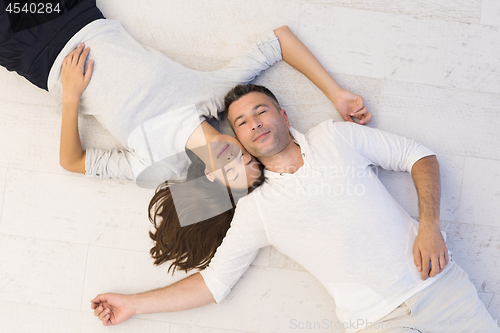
[0,0,105,91]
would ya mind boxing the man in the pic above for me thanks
[92,85,499,333]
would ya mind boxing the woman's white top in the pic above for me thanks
[47,19,282,187]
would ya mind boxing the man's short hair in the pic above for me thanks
[224,84,282,132]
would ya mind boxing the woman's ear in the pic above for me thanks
[205,168,215,182]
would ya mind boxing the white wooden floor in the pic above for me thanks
[1,0,499,332]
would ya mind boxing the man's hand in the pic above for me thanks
[91,293,135,326]
[413,224,449,280]
[61,42,93,104]
[334,89,373,125]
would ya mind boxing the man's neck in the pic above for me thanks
[260,140,304,174]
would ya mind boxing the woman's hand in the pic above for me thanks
[334,89,373,125]
[61,42,94,104]
[91,293,136,326]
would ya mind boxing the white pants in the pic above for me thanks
[358,262,499,333]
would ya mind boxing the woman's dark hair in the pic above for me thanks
[148,148,266,274]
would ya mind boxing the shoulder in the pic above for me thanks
[303,119,355,145]
[305,119,347,136]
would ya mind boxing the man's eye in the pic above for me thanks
[259,111,266,114]
[238,121,246,127]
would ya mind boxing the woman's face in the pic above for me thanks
[205,134,262,190]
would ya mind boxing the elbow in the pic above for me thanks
[59,158,71,172]
[274,25,291,36]
[410,154,439,175]
[60,161,77,174]
[59,158,82,174]
[60,151,86,174]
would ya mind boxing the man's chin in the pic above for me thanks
[249,147,273,159]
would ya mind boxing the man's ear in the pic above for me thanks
[205,168,215,182]
[281,109,291,129]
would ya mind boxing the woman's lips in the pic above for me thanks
[254,131,270,142]
[217,144,229,158]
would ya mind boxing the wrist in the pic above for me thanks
[328,87,345,105]
[62,94,80,106]
[418,217,441,231]
[127,294,140,316]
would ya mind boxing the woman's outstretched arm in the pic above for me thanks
[91,272,215,326]
[60,98,86,173]
[274,26,372,125]
[59,43,93,173]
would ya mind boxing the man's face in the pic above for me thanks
[228,92,291,158]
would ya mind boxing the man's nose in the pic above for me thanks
[251,119,263,131]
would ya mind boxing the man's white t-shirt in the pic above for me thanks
[199,120,454,333]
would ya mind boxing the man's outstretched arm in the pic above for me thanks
[91,272,214,326]
[410,155,449,281]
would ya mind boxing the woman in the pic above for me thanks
[0,0,372,273]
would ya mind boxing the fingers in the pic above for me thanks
[344,115,355,122]
[421,258,430,280]
[349,97,365,116]
[355,96,365,112]
[350,106,373,125]
[98,307,111,321]
[91,294,105,305]
[352,107,372,123]
[84,59,94,83]
[350,106,367,118]
[78,46,91,67]
[439,251,447,271]
[97,306,112,326]
[413,244,431,280]
[63,43,88,68]
[360,111,373,125]
[429,253,441,277]
[71,43,85,66]
[91,295,107,311]
[413,246,422,274]
[93,304,105,317]
[91,296,116,326]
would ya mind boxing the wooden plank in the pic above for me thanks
[441,220,500,295]
[301,0,482,24]
[481,0,500,26]
[0,169,155,251]
[459,157,500,228]
[296,3,500,94]
[0,235,87,310]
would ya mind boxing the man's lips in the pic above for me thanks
[217,144,229,159]
[253,131,270,142]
